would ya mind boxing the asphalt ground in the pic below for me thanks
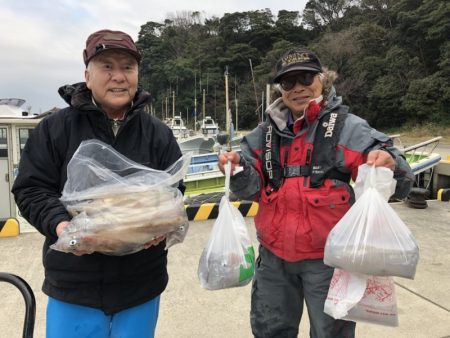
[0,200,449,338]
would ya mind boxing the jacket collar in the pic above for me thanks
[267,86,342,133]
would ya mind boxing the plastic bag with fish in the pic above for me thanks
[50,139,191,255]
[324,164,419,279]
[198,161,255,290]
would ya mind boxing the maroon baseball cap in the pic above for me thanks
[83,29,142,66]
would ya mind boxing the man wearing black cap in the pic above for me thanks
[12,29,183,338]
[219,47,413,337]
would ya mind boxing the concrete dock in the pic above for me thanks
[1,200,449,338]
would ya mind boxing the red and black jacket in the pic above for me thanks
[230,91,414,262]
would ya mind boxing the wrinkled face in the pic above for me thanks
[280,71,323,119]
[85,50,138,117]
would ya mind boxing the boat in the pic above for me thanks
[184,152,225,196]
[165,116,190,139]
[1,99,48,233]
[399,136,442,189]
[178,134,216,155]
[199,116,219,138]
[0,98,33,118]
[177,118,241,155]
[177,116,220,155]
[401,136,442,175]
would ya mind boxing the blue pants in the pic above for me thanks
[251,246,355,338]
[46,296,160,338]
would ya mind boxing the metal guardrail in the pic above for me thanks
[402,136,442,153]
[0,272,36,338]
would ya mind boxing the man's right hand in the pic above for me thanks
[56,221,71,237]
[218,151,241,175]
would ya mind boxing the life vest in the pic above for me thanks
[261,106,351,189]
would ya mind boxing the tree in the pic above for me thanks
[134,3,449,129]
[275,10,313,44]
[302,0,353,30]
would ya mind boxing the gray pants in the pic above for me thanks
[251,246,355,338]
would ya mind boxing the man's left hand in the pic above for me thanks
[366,150,396,171]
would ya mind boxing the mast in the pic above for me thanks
[194,72,197,132]
[224,66,231,150]
[202,89,206,120]
[172,91,175,118]
[234,74,238,132]
[165,96,168,120]
[249,58,260,123]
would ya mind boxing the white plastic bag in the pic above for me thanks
[324,164,419,279]
[198,161,255,290]
[51,139,191,255]
[324,268,368,319]
[347,275,398,326]
[324,268,399,327]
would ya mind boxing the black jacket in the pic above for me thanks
[12,82,183,314]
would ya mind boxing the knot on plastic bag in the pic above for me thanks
[354,164,396,201]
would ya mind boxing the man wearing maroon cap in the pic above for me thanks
[219,47,414,337]
[12,29,183,338]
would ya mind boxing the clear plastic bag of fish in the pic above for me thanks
[50,139,191,255]
[198,162,255,290]
[324,164,419,279]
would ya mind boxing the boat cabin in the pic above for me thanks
[0,114,45,233]
[200,116,219,138]
[166,116,189,139]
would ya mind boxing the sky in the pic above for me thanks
[0,0,308,114]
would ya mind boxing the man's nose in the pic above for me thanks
[110,69,126,81]
[292,82,306,91]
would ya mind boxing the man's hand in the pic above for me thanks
[366,150,396,171]
[56,221,71,237]
[218,151,241,174]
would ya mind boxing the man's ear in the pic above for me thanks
[85,69,91,89]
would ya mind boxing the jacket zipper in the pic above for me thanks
[304,147,312,187]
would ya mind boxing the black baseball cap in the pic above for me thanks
[273,47,323,83]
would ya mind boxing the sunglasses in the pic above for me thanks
[279,72,318,91]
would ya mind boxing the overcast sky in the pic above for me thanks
[0,0,307,114]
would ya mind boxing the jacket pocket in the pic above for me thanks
[254,190,281,245]
[305,188,350,249]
